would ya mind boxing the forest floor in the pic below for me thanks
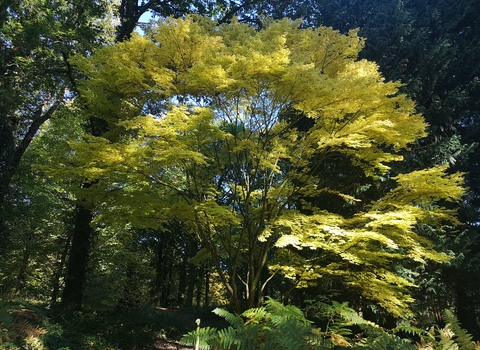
[145,308,197,349]
[146,339,193,349]
[1,298,225,349]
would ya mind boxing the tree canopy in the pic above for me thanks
[44,16,465,316]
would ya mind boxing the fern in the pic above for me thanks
[180,326,219,350]
[316,301,421,349]
[414,309,480,350]
[182,298,323,350]
[443,309,476,350]
[213,308,246,330]
[419,310,479,350]
[215,326,240,349]
[182,301,480,350]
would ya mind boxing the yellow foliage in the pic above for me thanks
[49,16,466,315]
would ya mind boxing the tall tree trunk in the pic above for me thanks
[185,240,199,307]
[50,233,72,306]
[154,243,165,307]
[177,250,187,306]
[61,204,93,310]
[16,241,31,293]
[196,265,205,306]
[186,261,197,307]
[0,195,9,255]
[204,269,210,307]
[164,255,174,305]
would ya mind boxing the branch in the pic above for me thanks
[217,0,264,25]
[13,96,63,168]
[260,270,277,293]
[61,51,78,94]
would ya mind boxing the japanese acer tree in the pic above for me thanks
[55,17,465,315]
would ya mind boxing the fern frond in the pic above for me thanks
[214,326,240,349]
[213,308,245,329]
[242,306,267,324]
[264,298,306,322]
[393,325,431,339]
[444,309,475,350]
[180,326,218,350]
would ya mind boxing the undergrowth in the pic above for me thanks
[0,298,219,349]
[2,297,479,350]
[181,298,480,350]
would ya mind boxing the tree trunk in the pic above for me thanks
[204,269,210,307]
[0,98,62,254]
[0,195,9,255]
[177,248,187,306]
[154,243,165,307]
[16,242,31,293]
[196,265,204,306]
[61,205,93,310]
[185,240,199,307]
[50,233,71,306]
[163,254,175,306]
[186,262,197,307]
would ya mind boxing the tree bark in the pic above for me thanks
[154,243,165,307]
[186,261,197,307]
[196,265,204,306]
[204,269,210,307]
[61,204,93,310]
[50,233,72,306]
[177,248,187,306]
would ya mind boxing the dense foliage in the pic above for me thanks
[1,0,479,348]
[45,16,463,317]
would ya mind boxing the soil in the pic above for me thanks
[149,339,193,349]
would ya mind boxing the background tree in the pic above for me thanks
[0,0,110,253]
[0,105,82,301]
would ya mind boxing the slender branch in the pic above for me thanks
[61,51,78,93]
[260,269,277,293]
[217,0,263,25]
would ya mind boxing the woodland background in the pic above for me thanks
[1,0,479,349]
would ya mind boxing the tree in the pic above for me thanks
[59,0,286,311]
[48,16,464,315]
[0,105,81,301]
[240,0,480,332]
[294,0,480,333]
[0,0,109,252]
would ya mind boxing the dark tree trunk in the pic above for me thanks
[186,262,197,307]
[15,243,31,293]
[185,240,199,307]
[177,250,187,306]
[204,269,210,307]
[0,99,62,254]
[0,195,9,255]
[196,265,204,306]
[61,205,93,310]
[154,243,165,307]
[164,256,174,305]
[50,233,71,306]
